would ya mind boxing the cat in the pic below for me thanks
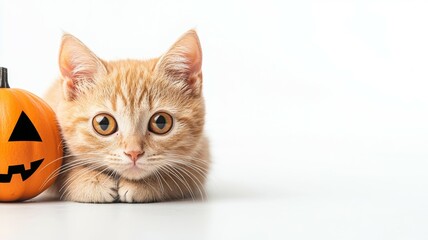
[43,30,210,203]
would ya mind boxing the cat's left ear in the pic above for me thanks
[156,30,203,96]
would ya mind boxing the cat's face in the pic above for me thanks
[57,31,204,180]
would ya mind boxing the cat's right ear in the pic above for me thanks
[59,34,107,101]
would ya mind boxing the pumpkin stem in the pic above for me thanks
[0,67,10,88]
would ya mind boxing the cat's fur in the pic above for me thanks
[44,30,210,203]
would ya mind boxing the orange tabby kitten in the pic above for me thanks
[44,30,210,203]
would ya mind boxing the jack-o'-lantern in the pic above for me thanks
[0,67,63,201]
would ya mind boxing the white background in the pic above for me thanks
[1,0,428,239]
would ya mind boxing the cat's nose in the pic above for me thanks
[124,150,144,162]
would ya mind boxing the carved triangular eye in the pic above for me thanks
[9,111,42,142]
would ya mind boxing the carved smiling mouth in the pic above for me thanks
[0,159,44,183]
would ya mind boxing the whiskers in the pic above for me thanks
[146,153,209,201]
[39,150,208,202]
[39,152,117,193]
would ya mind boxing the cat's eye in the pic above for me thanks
[92,113,118,136]
[149,112,173,135]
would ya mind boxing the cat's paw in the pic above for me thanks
[118,178,157,203]
[60,169,118,203]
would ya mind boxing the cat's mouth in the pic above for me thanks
[119,163,153,180]
[0,159,44,183]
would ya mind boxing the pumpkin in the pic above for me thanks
[0,67,63,201]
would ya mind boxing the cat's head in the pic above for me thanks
[57,30,205,180]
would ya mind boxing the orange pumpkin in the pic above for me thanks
[0,67,63,201]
